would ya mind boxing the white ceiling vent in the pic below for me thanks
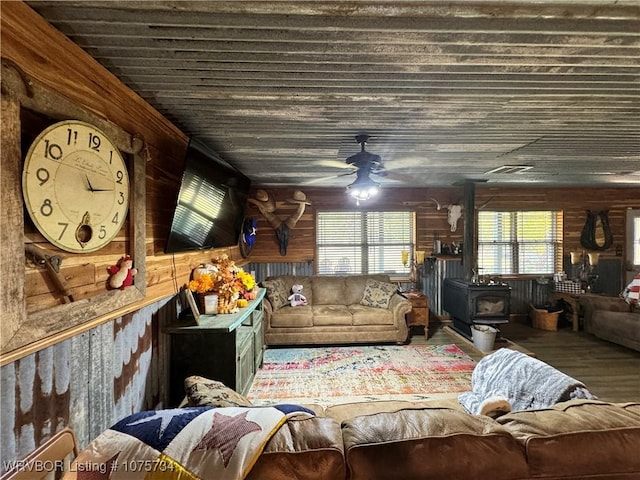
[485,165,533,175]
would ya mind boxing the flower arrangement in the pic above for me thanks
[188,272,214,294]
[188,255,257,313]
[236,270,257,299]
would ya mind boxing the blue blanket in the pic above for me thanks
[458,349,595,415]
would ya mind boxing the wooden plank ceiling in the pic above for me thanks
[26,1,640,188]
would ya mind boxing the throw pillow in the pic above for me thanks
[261,278,288,310]
[360,279,397,309]
[184,375,252,407]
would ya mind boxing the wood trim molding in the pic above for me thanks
[0,62,147,365]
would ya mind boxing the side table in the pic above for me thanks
[552,292,581,331]
[405,292,430,338]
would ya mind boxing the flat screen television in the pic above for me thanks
[164,139,251,253]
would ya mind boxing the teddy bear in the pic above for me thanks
[107,255,138,290]
[288,284,308,307]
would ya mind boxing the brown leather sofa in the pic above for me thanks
[261,274,412,346]
[247,399,640,480]
[580,294,640,351]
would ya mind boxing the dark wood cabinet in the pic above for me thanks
[165,289,265,406]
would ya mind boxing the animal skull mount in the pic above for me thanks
[428,197,463,232]
[447,204,463,232]
[248,189,310,256]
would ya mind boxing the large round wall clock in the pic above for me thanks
[22,120,130,253]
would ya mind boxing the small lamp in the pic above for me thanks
[570,251,581,265]
[401,250,409,267]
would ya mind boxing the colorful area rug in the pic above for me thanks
[247,344,476,406]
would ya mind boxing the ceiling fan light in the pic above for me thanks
[349,186,380,201]
[347,174,380,201]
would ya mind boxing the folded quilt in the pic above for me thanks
[458,348,596,415]
[63,405,313,480]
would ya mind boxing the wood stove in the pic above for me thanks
[443,278,511,338]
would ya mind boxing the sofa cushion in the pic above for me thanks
[184,375,252,407]
[344,274,390,305]
[324,398,463,422]
[270,306,314,327]
[262,277,289,310]
[342,408,529,480]
[246,416,346,480]
[312,276,347,305]
[349,304,395,325]
[498,400,640,478]
[360,279,397,309]
[589,309,640,351]
[313,305,353,325]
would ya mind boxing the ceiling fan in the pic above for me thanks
[344,134,387,177]
[305,134,408,193]
[343,134,385,203]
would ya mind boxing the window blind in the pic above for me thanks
[478,210,563,275]
[316,211,413,275]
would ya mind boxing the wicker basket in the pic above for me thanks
[530,304,562,331]
[218,296,238,314]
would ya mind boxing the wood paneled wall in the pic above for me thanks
[247,187,468,263]
[475,187,638,264]
[247,186,640,270]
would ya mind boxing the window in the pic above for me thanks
[478,210,563,275]
[316,211,414,275]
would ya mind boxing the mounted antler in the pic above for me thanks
[428,197,442,210]
[248,190,311,255]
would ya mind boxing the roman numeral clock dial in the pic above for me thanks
[22,120,130,253]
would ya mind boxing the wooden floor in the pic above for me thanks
[410,321,640,403]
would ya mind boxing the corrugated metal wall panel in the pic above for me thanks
[422,259,552,317]
[506,279,534,315]
[247,262,314,282]
[249,260,567,319]
[423,257,464,316]
[0,296,176,473]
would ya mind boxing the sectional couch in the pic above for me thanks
[260,274,412,345]
[246,398,640,480]
[63,396,640,480]
[580,294,640,351]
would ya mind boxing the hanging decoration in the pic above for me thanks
[248,189,310,256]
[580,210,613,251]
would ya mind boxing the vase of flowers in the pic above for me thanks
[187,255,256,314]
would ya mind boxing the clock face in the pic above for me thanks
[22,120,130,253]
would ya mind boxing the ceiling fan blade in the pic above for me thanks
[316,159,357,170]
[384,171,415,183]
[302,172,359,185]
[337,170,357,178]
